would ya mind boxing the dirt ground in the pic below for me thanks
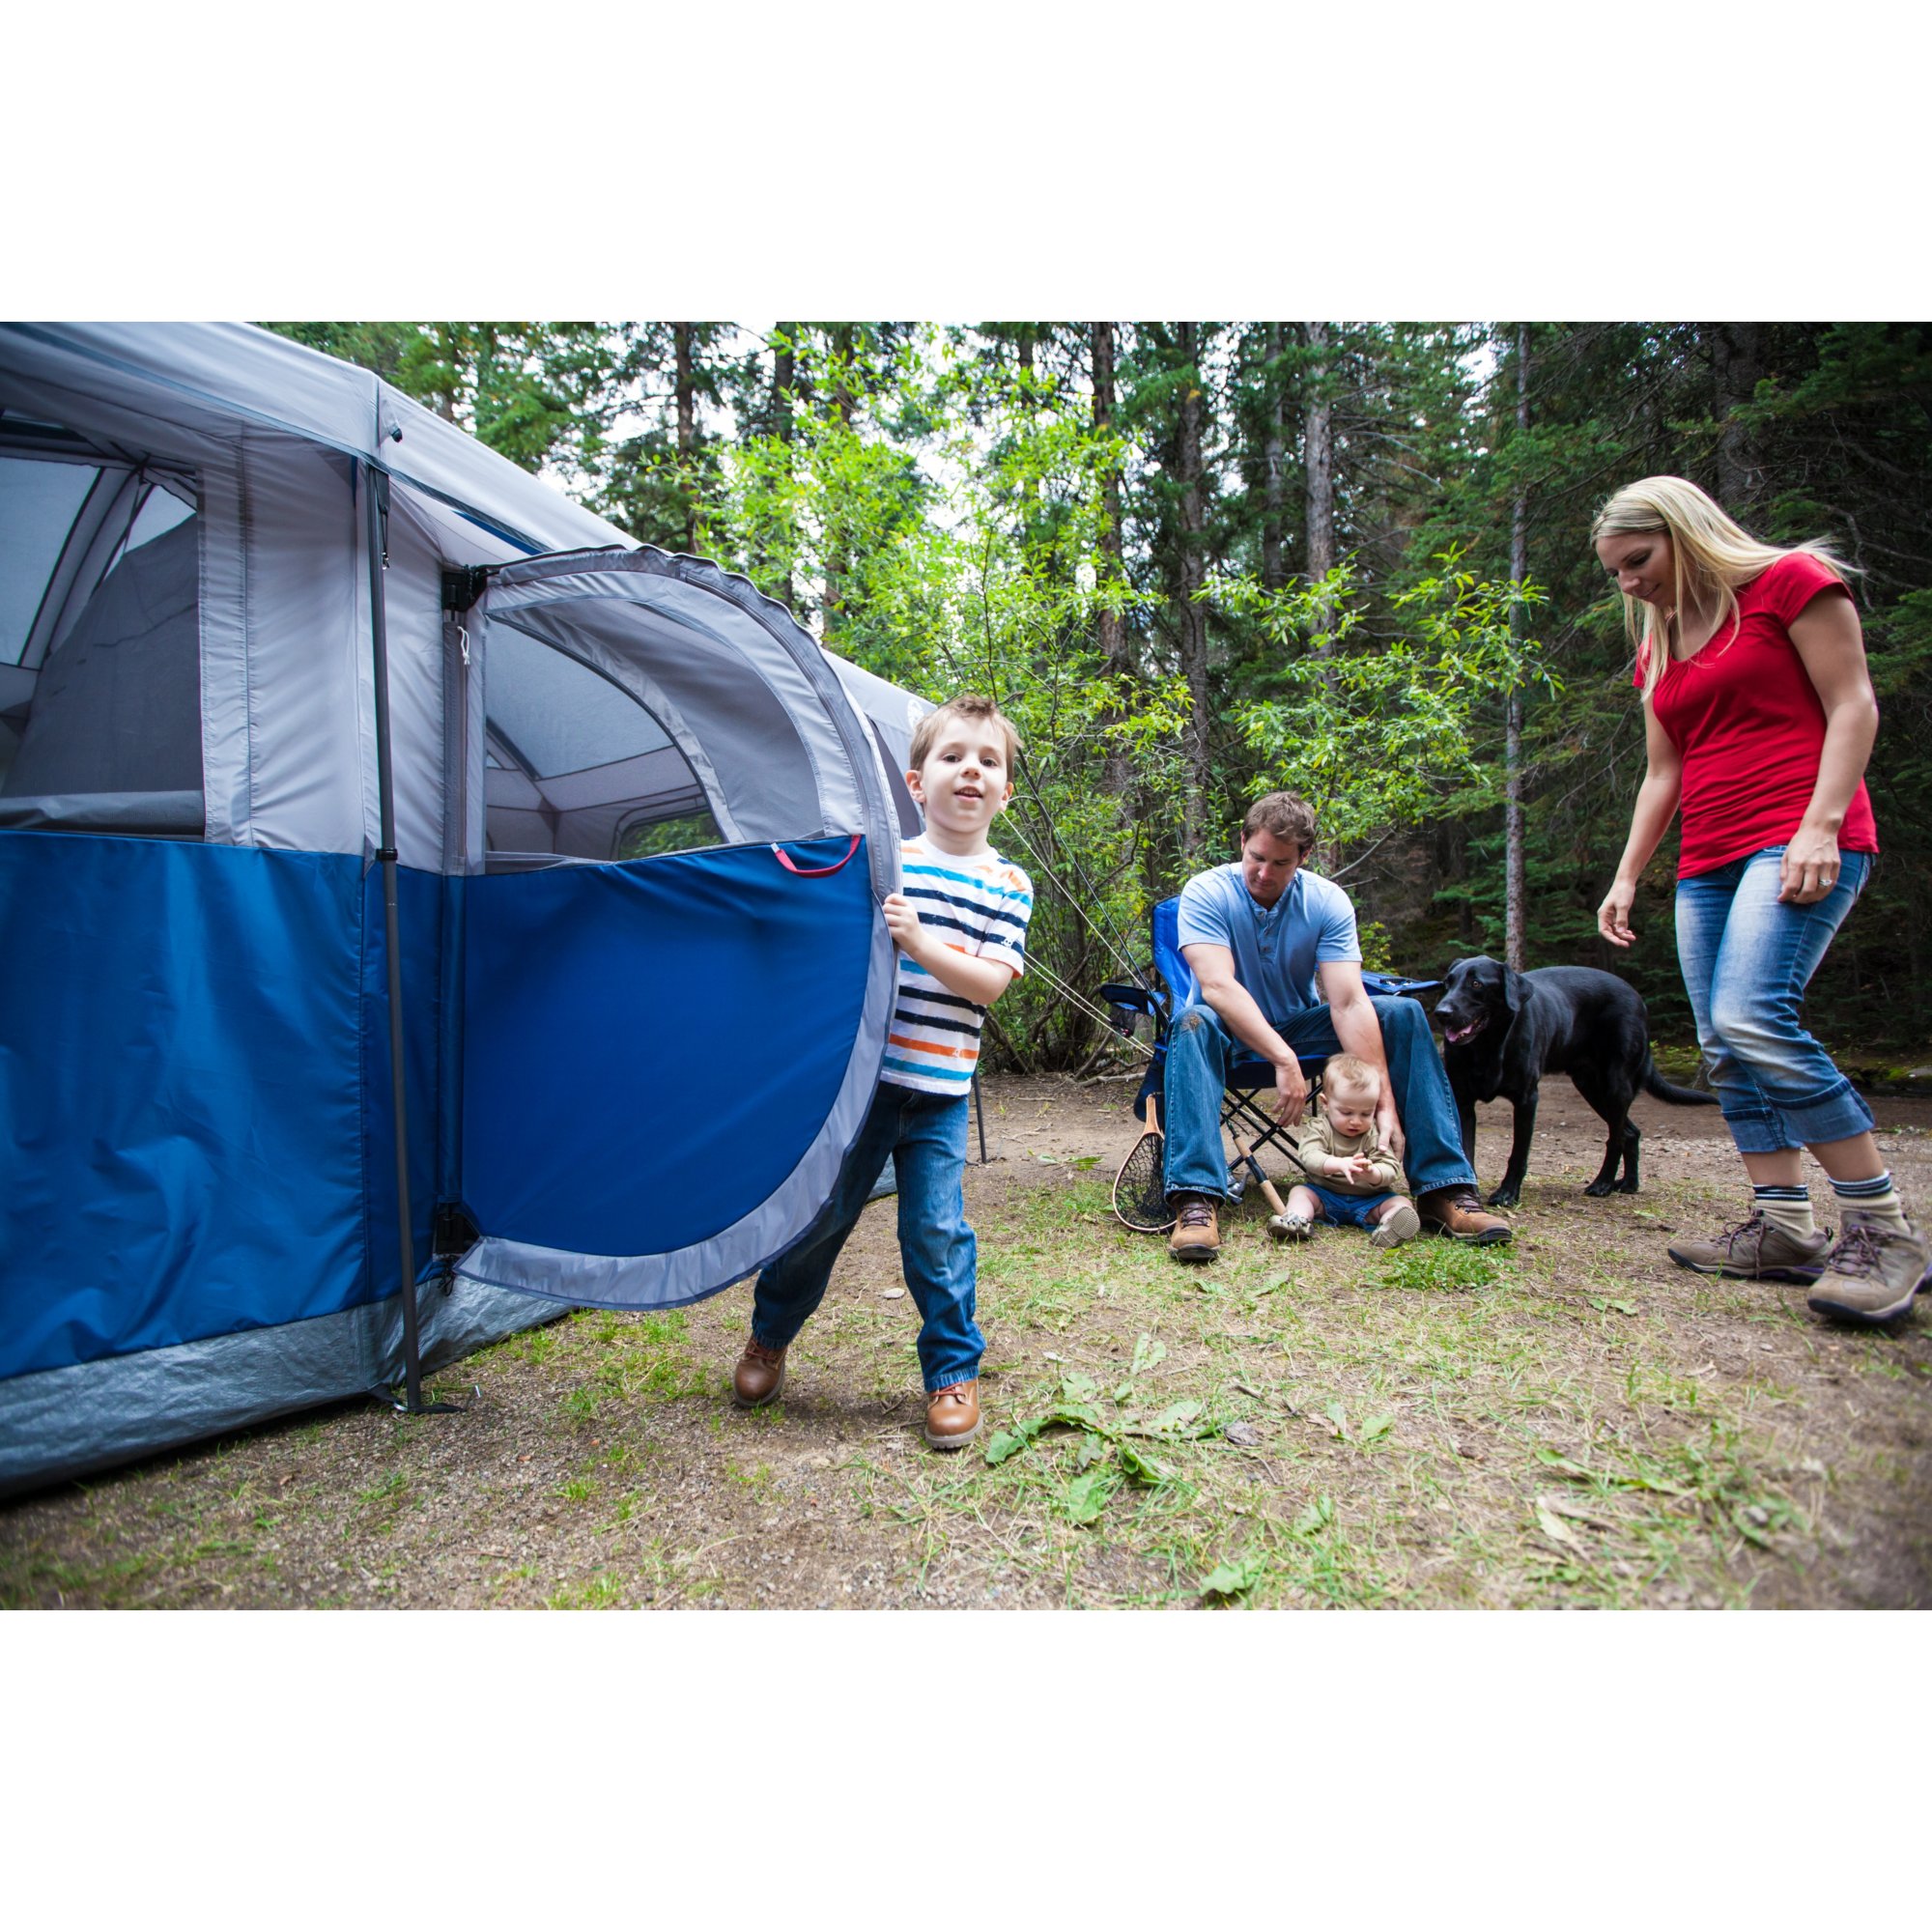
[3,1071,1928,1610]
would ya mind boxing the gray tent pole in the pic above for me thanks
[364,465,425,1411]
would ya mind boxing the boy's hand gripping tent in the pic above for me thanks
[0,323,908,1494]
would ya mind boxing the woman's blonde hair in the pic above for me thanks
[1590,475,1853,696]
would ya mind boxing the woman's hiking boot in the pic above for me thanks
[1667,1210,1831,1283]
[731,1336,787,1406]
[1167,1194,1221,1262]
[1804,1218,1932,1326]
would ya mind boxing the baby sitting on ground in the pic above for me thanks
[1282,1053,1421,1248]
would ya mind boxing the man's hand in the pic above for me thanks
[1377,1095,1405,1162]
[1272,1056,1308,1126]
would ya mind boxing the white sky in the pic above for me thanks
[5,0,1920,1894]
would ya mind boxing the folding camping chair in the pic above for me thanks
[1096,895,1439,1233]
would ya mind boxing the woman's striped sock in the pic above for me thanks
[1830,1171,1910,1235]
[1752,1183,1815,1238]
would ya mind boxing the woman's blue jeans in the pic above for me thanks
[1674,845,1874,1155]
[752,1082,981,1393]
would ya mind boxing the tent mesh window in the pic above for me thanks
[483,624,724,866]
[0,423,203,839]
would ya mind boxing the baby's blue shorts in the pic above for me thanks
[1304,1182,1399,1229]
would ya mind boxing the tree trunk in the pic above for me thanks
[1177,323,1211,860]
[1303,322,1334,580]
[1016,324,1039,535]
[1092,322,1134,799]
[1712,321,1764,510]
[1262,321,1287,591]
[673,322,696,553]
[770,323,796,611]
[823,324,856,639]
[1506,324,1529,974]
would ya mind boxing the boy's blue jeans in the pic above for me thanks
[752,1082,982,1393]
[1161,995,1477,1202]
[1675,845,1874,1154]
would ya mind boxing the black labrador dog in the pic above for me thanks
[1434,956,1717,1206]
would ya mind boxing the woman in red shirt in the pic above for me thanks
[1594,475,1923,1327]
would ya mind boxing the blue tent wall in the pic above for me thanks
[457,835,876,1284]
[0,833,378,1378]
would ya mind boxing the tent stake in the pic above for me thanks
[365,465,428,1413]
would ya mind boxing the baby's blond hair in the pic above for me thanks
[1321,1053,1380,1102]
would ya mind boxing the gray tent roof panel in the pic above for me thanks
[1,324,633,560]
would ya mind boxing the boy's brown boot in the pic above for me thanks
[731,1336,787,1407]
[1167,1194,1221,1262]
[1805,1218,1931,1326]
[1667,1210,1831,1283]
[923,1379,980,1450]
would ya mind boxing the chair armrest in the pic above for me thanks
[1363,972,1441,999]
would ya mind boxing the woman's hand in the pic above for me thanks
[1779,826,1843,904]
[1598,877,1638,948]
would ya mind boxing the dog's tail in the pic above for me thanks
[1642,1048,1718,1107]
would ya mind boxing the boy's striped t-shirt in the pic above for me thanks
[882,836,1033,1095]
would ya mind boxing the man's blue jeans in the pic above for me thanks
[752,1082,982,1393]
[1161,996,1477,1202]
[1675,845,1874,1154]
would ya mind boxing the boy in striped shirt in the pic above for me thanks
[729,695,1034,1449]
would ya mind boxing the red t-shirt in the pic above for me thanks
[1633,551,1879,878]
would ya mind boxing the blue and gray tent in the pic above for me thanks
[0,323,918,1494]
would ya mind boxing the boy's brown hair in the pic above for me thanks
[908,693,1022,776]
[1321,1053,1381,1099]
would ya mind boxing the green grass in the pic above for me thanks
[4,1152,1918,1612]
[868,1175,1836,1608]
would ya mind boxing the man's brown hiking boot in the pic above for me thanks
[1167,1194,1221,1262]
[1417,1185,1512,1245]
[1805,1218,1931,1326]
[923,1379,981,1450]
[1667,1210,1831,1283]
[731,1336,787,1407]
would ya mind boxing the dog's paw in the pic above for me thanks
[1487,1185,1520,1208]
[1583,1179,1615,1198]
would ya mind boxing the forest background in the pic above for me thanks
[271,321,1932,1074]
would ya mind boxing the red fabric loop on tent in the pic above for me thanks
[770,834,863,877]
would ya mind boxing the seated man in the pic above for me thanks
[1163,791,1510,1258]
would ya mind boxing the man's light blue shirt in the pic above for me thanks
[1175,864,1360,1019]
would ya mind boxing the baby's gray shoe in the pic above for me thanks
[1371,1202,1421,1249]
